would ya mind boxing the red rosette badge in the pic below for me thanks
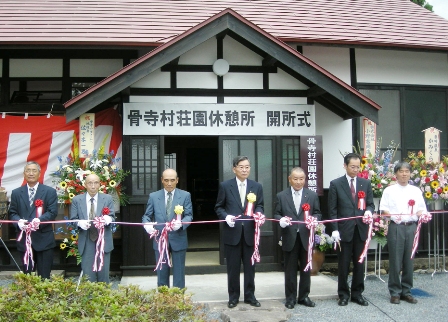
[357,191,366,210]
[302,203,310,222]
[408,199,415,215]
[102,207,110,215]
[34,199,44,218]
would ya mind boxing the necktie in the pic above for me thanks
[166,191,173,220]
[294,190,301,213]
[350,179,356,201]
[89,197,98,241]
[29,188,35,206]
[239,183,245,207]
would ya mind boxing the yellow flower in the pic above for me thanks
[60,243,67,250]
[59,181,67,189]
[443,186,448,193]
[247,193,256,203]
[174,205,184,215]
[440,167,445,173]
[420,170,427,177]
[425,191,432,199]
[109,180,117,187]
[71,234,78,241]
[69,193,75,199]
[431,181,439,189]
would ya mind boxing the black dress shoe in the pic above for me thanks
[338,298,348,306]
[351,296,369,306]
[285,302,295,309]
[227,300,238,308]
[244,299,261,307]
[297,297,315,307]
[390,296,400,304]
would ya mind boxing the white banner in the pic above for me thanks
[79,113,95,157]
[123,103,315,136]
[423,127,441,163]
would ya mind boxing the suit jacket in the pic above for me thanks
[328,175,374,242]
[70,193,116,255]
[142,188,193,252]
[9,184,58,252]
[215,178,264,246]
[274,187,322,252]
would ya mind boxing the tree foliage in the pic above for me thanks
[411,0,434,12]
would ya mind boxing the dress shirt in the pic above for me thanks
[165,189,176,205]
[380,184,426,223]
[86,194,98,215]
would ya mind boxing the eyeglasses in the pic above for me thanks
[236,166,251,171]
[25,169,39,174]
[86,182,100,186]
[348,166,360,170]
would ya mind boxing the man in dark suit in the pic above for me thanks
[70,173,115,282]
[142,168,193,289]
[215,156,264,309]
[9,161,58,279]
[274,167,322,309]
[328,153,374,306]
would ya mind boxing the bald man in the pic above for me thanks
[142,169,193,288]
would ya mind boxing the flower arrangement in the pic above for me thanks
[371,215,388,247]
[56,219,81,265]
[314,223,334,252]
[407,151,448,203]
[51,135,130,205]
[351,139,399,198]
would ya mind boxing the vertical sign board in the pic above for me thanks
[300,136,323,196]
[79,113,95,158]
[363,118,376,158]
[423,127,441,163]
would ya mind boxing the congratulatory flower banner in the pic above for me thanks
[123,103,315,136]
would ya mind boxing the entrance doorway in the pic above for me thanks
[164,136,220,266]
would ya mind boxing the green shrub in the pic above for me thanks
[0,273,208,322]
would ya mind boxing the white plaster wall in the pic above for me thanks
[179,37,217,65]
[302,47,351,84]
[356,49,448,85]
[70,59,123,77]
[224,73,263,89]
[224,97,308,104]
[129,96,216,103]
[223,36,263,66]
[270,68,309,90]
[315,103,353,188]
[131,68,170,88]
[10,59,63,77]
[178,72,217,88]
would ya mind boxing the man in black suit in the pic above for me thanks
[215,156,264,309]
[9,161,58,279]
[275,167,322,309]
[328,153,374,306]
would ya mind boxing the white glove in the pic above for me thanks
[32,218,40,224]
[18,219,28,231]
[103,215,113,225]
[364,210,373,218]
[172,220,182,231]
[279,217,291,228]
[225,215,236,228]
[332,230,341,242]
[144,223,155,234]
[78,220,91,230]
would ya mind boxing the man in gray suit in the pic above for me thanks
[274,167,322,309]
[142,168,193,289]
[70,173,115,282]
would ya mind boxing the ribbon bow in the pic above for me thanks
[154,220,174,271]
[17,220,40,270]
[251,212,266,265]
[411,212,432,258]
[358,211,374,263]
[303,215,318,272]
[92,216,106,272]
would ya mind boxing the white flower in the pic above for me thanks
[90,159,103,170]
[63,238,68,243]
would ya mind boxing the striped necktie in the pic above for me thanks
[29,187,35,206]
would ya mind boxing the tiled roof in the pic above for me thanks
[1,0,448,50]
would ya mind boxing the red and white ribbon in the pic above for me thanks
[303,215,318,272]
[245,202,254,217]
[411,212,432,258]
[154,220,174,271]
[92,216,106,272]
[251,212,265,265]
[17,220,40,271]
[358,212,374,263]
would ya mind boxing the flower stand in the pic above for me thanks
[364,240,385,282]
